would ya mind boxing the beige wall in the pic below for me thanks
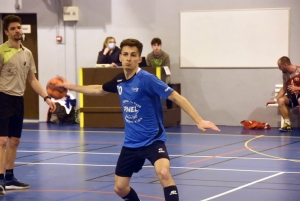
[1,0,300,126]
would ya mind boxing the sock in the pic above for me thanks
[164,185,179,201]
[0,174,4,180]
[5,169,14,181]
[284,119,291,125]
[121,187,140,201]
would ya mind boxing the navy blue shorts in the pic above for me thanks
[287,94,300,108]
[0,92,24,138]
[115,140,170,177]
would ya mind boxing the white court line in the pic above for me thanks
[200,172,285,201]
[14,162,300,174]
[17,150,297,161]
[22,129,300,138]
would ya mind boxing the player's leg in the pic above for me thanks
[0,92,15,195]
[114,146,143,201]
[114,175,141,200]
[278,96,292,131]
[145,141,179,201]
[154,158,175,187]
[0,135,8,195]
[5,96,29,190]
[154,158,179,201]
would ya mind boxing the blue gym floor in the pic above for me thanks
[1,123,300,201]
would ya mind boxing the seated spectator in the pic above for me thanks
[146,38,171,83]
[266,56,300,131]
[97,36,121,67]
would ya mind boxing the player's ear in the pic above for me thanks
[138,56,142,63]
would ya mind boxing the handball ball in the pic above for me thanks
[46,77,67,100]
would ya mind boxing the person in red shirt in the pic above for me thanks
[266,56,300,131]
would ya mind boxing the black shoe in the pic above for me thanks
[6,177,29,190]
[0,179,5,195]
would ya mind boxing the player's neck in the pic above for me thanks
[288,64,297,74]
[153,50,161,56]
[123,66,139,80]
[9,38,21,50]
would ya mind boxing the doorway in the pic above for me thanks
[1,13,39,119]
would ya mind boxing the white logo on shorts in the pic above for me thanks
[170,190,177,195]
[158,148,165,153]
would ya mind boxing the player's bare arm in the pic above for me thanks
[168,91,220,132]
[287,85,300,93]
[27,72,56,112]
[57,76,109,96]
[266,86,287,106]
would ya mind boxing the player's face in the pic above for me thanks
[5,22,22,41]
[106,38,115,46]
[152,43,161,55]
[119,46,142,70]
[278,61,288,73]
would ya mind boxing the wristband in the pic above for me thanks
[44,95,51,102]
[274,98,278,103]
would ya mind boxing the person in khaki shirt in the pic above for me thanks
[0,15,56,195]
[146,38,171,84]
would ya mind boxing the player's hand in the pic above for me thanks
[111,62,118,67]
[103,47,110,55]
[197,120,220,132]
[287,85,298,93]
[46,99,56,112]
[266,100,276,106]
[55,76,71,89]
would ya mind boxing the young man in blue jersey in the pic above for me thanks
[58,38,220,201]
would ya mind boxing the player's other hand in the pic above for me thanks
[197,120,220,132]
[46,99,56,112]
[55,76,71,89]
[266,99,276,106]
[287,85,298,94]
[111,62,118,67]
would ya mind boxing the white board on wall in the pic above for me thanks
[180,8,290,68]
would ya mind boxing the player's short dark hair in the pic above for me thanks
[278,56,291,65]
[3,15,21,31]
[120,39,143,56]
[151,38,162,46]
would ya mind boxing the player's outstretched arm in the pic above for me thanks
[168,91,220,132]
[56,76,109,96]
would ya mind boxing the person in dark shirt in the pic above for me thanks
[58,38,220,201]
[96,36,121,67]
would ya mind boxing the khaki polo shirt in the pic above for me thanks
[0,41,37,96]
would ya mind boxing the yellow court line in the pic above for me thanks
[245,135,300,163]
[79,68,84,128]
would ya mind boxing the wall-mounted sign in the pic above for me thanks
[22,25,31,34]
[63,6,79,21]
